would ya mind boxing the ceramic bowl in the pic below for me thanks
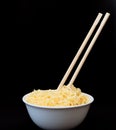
[22,93,94,130]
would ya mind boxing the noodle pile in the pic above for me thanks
[25,84,89,107]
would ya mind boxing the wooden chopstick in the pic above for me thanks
[57,13,103,89]
[68,12,110,86]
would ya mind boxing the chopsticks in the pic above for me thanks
[58,12,110,89]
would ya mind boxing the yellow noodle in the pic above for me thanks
[25,84,89,107]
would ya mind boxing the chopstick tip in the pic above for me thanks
[98,12,103,16]
[106,12,110,16]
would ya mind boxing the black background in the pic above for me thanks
[1,0,116,130]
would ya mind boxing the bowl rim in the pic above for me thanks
[22,92,94,109]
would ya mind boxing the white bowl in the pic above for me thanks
[22,93,94,130]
